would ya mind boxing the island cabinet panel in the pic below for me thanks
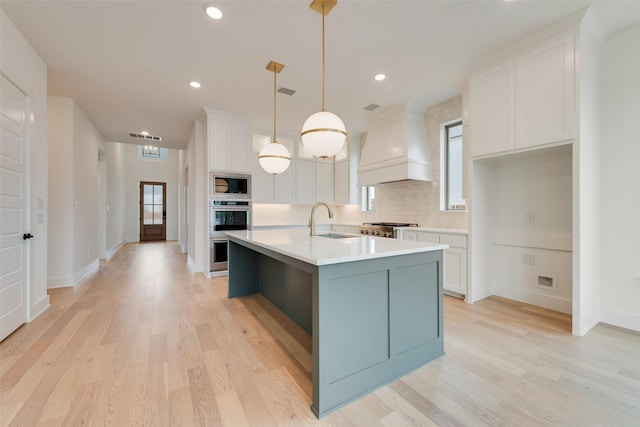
[323,271,390,383]
[391,262,439,355]
[314,252,444,418]
[227,236,444,419]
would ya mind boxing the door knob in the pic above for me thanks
[23,233,34,240]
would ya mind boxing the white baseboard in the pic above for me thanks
[73,260,100,286]
[106,241,125,261]
[29,295,51,321]
[573,318,600,336]
[48,275,74,289]
[209,270,228,278]
[600,307,640,333]
[494,285,572,314]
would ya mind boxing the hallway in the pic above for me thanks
[1,242,639,426]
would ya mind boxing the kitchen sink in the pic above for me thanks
[317,233,356,239]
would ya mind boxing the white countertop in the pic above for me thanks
[226,229,448,266]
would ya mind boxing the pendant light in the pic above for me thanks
[301,0,346,159]
[259,61,291,175]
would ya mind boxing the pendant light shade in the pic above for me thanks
[259,60,291,175]
[259,141,291,175]
[301,0,346,159]
[301,111,346,159]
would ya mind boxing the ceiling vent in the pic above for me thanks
[364,103,380,111]
[129,132,162,141]
[278,86,296,96]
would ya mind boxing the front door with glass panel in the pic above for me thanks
[140,181,166,241]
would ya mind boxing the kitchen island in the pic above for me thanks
[226,229,447,418]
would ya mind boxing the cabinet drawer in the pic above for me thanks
[402,231,417,241]
[440,234,467,248]
[416,232,440,243]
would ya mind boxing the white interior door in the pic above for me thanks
[0,74,29,341]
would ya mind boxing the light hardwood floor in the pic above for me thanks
[1,241,639,426]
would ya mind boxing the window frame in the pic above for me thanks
[441,119,466,211]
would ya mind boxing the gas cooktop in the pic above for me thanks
[358,222,419,238]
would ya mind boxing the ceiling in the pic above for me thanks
[2,1,639,150]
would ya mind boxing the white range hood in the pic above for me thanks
[358,102,433,186]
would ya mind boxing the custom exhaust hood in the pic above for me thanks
[357,102,433,186]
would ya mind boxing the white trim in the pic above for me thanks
[494,285,572,314]
[48,275,74,289]
[209,270,228,278]
[106,241,125,261]
[600,307,640,333]
[28,295,50,322]
[575,318,600,337]
[73,260,100,286]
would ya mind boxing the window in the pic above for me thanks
[442,121,466,210]
[362,186,375,211]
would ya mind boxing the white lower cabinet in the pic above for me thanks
[399,230,468,297]
[443,246,467,296]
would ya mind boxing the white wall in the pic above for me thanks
[1,10,50,319]
[72,103,102,277]
[572,11,604,335]
[488,146,573,313]
[123,144,180,242]
[47,96,74,286]
[105,142,126,258]
[47,96,104,287]
[600,23,640,332]
[186,119,208,272]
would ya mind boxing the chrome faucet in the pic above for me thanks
[308,202,334,236]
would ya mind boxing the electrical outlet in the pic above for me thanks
[87,250,90,259]
[527,212,536,223]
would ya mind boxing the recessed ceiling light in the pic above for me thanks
[140,131,149,135]
[374,73,386,81]
[189,81,202,88]
[205,6,223,20]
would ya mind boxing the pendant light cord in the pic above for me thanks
[321,2,326,112]
[273,68,277,143]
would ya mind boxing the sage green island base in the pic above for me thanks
[227,231,445,418]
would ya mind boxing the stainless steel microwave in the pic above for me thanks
[209,172,251,199]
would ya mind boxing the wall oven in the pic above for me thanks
[209,171,251,199]
[210,199,251,272]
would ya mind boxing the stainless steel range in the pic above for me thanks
[358,222,419,238]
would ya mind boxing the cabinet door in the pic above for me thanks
[209,117,232,171]
[469,60,515,157]
[296,160,316,204]
[274,163,295,203]
[231,122,249,172]
[316,162,334,203]
[516,32,575,148]
[334,161,349,205]
[444,247,467,295]
[248,155,274,203]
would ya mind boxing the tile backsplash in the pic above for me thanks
[253,95,468,231]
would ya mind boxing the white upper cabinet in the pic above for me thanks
[469,31,575,158]
[206,109,250,172]
[296,159,316,204]
[334,161,349,204]
[515,32,575,148]
[316,162,334,203]
[469,61,515,157]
